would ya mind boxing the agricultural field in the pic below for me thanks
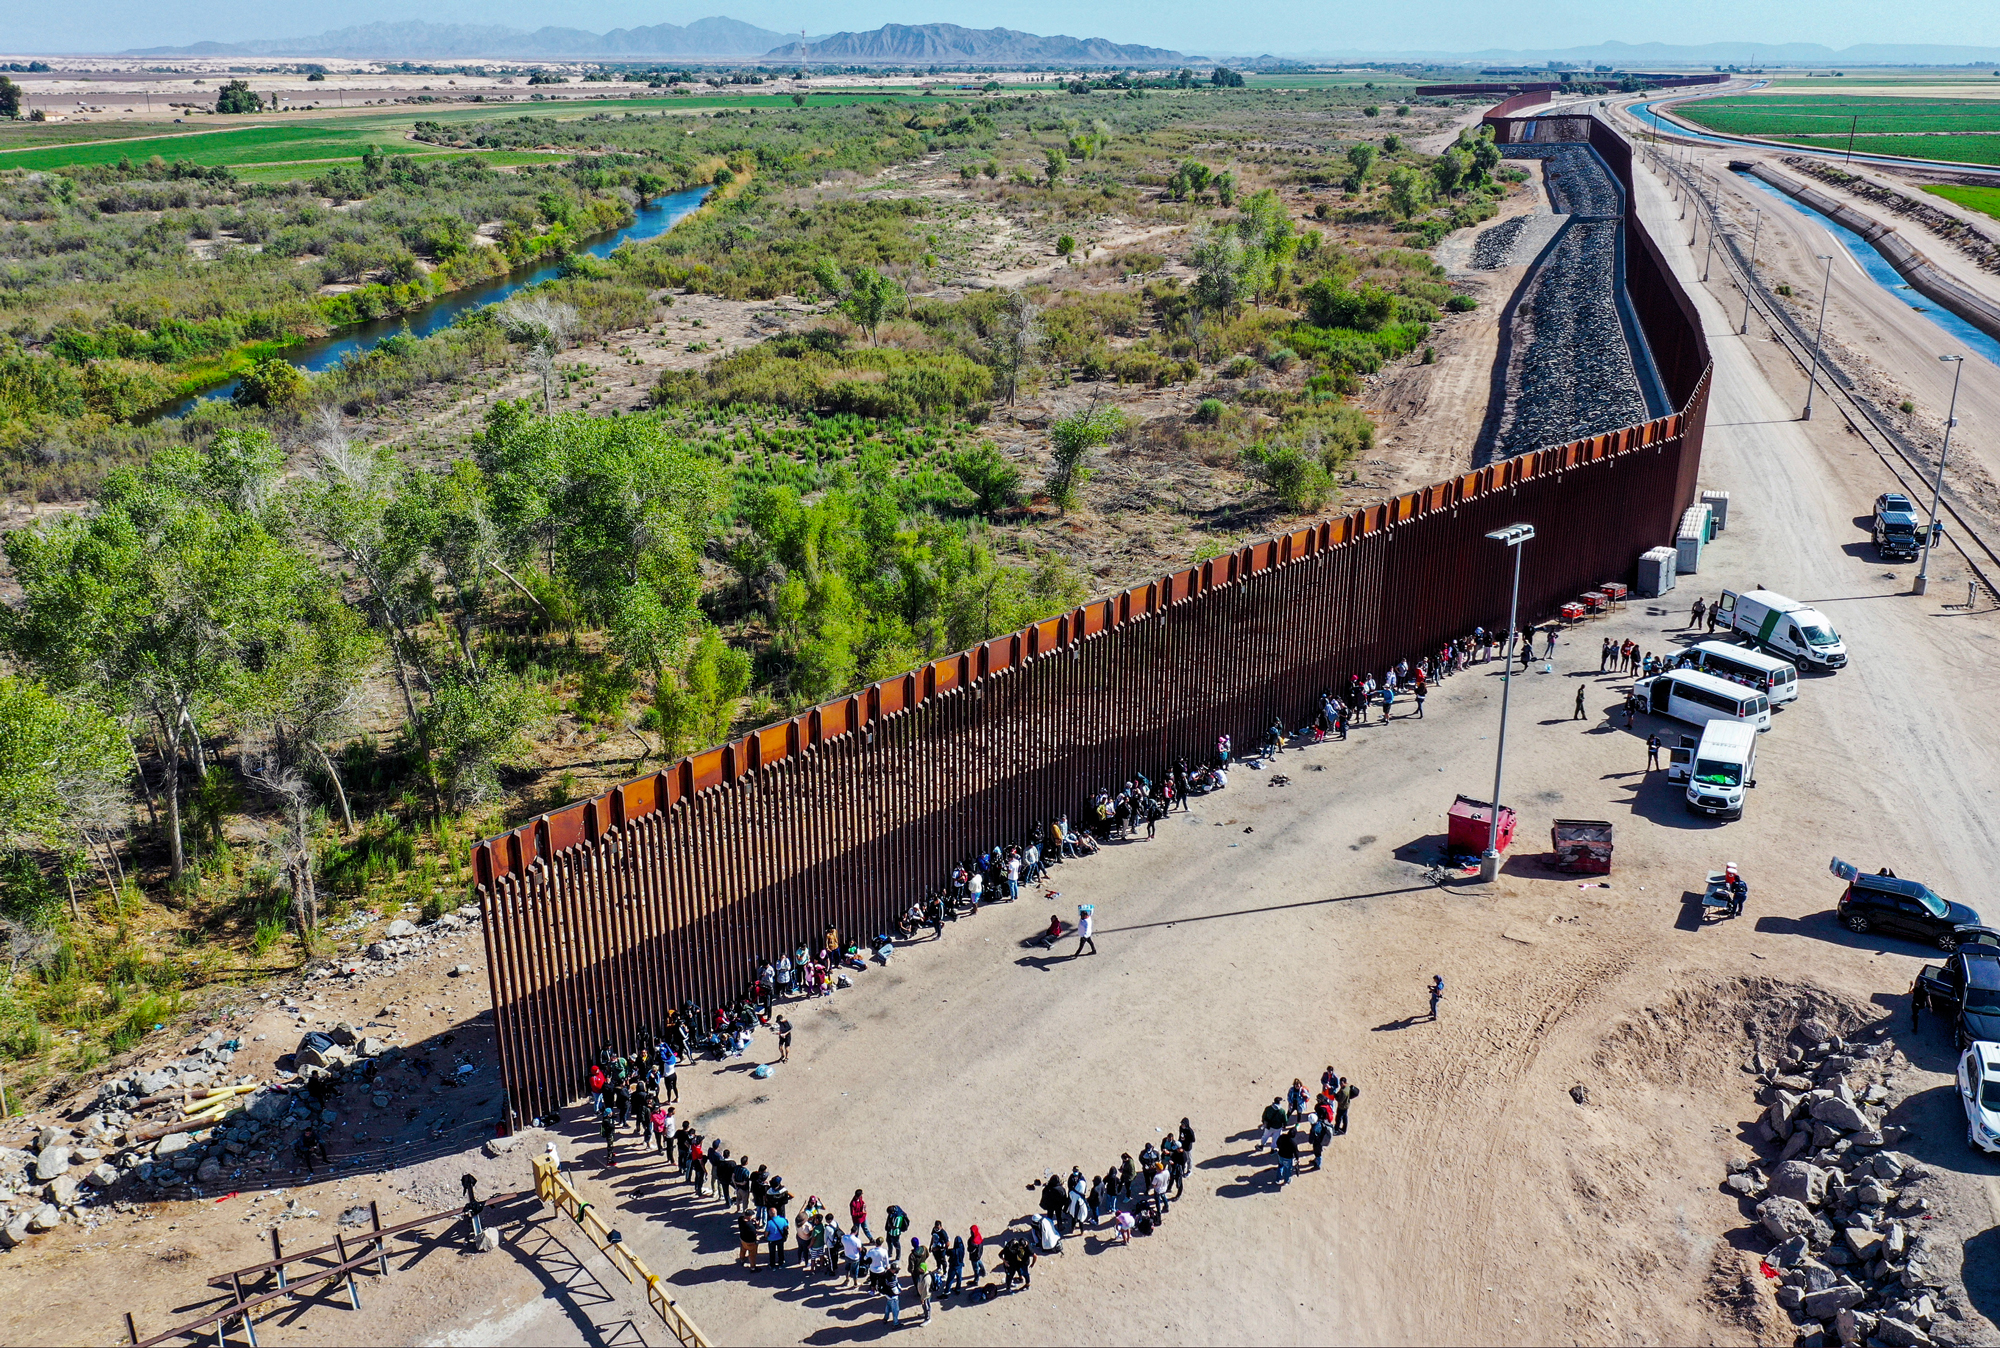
[1676,93,2000,165]
[1926,181,2000,224]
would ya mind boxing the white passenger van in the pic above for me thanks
[1686,720,1759,819]
[1635,668,1772,732]
[1716,589,1848,670]
[1677,640,1799,705]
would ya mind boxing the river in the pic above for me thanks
[163,183,711,418]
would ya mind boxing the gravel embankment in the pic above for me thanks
[1491,145,1649,456]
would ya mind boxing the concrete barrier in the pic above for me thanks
[1745,162,2000,344]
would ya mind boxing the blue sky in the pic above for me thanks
[10,1,2000,57]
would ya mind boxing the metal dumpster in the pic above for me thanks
[1550,818,1614,874]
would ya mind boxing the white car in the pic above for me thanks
[1957,1041,2000,1153]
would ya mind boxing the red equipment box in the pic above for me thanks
[1447,795,1516,856]
[1581,591,1607,612]
[1598,581,1628,603]
[1559,602,1586,622]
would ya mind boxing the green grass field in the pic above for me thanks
[0,92,919,171]
[1673,94,2000,166]
[1926,182,2000,224]
[1678,95,2000,137]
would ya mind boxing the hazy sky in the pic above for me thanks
[12,0,2000,56]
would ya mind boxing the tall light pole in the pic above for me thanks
[1914,354,1965,596]
[1739,208,1762,334]
[1478,524,1535,883]
[1801,252,1834,421]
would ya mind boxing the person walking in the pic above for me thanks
[598,1109,618,1168]
[1689,595,1706,629]
[1573,685,1586,721]
[1072,905,1097,957]
[1179,1117,1196,1167]
[776,1015,792,1064]
[850,1189,872,1239]
[1428,974,1444,1019]
[1707,600,1721,634]
[1287,1078,1309,1124]
[1646,733,1662,770]
[1414,685,1426,719]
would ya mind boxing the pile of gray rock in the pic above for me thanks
[1730,1016,1952,1347]
[0,1028,400,1251]
[318,905,480,982]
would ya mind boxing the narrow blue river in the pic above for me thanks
[1631,98,2000,180]
[1736,170,2000,370]
[163,184,711,417]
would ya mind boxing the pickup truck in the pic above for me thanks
[1915,931,2000,1048]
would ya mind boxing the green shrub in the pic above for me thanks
[1253,445,1334,511]
[1445,295,1478,313]
[1192,398,1226,425]
[949,443,1022,515]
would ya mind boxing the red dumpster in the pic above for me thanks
[1447,795,1516,856]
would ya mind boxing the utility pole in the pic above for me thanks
[1802,253,1834,421]
[1915,354,1966,597]
[1739,209,1762,334]
[1845,113,1858,165]
[1478,524,1534,884]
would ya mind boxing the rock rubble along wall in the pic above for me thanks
[469,108,1715,1124]
[1489,143,1654,460]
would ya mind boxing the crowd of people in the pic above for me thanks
[1257,1069,1363,1185]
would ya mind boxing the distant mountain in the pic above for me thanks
[763,24,1182,65]
[125,16,805,60]
[1256,40,2000,66]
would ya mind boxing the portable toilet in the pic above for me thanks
[1637,546,1679,597]
[1676,504,1711,574]
[1701,489,1730,532]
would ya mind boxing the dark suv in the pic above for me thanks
[1874,492,1923,561]
[1840,872,1982,950]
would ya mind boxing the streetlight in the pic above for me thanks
[1801,253,1834,421]
[1739,209,1763,334]
[1914,354,1965,597]
[1478,523,1535,883]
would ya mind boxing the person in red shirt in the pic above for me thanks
[850,1189,873,1239]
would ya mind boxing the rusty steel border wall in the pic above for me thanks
[470,108,1714,1123]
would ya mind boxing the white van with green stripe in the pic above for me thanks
[1716,589,1848,670]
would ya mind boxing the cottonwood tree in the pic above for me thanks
[1045,402,1125,514]
[812,260,905,345]
[0,677,127,921]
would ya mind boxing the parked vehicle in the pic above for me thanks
[1874,506,1923,562]
[1838,871,1982,950]
[1715,589,1848,670]
[1633,668,1772,732]
[1957,1041,2000,1154]
[1676,640,1799,705]
[1916,944,2000,1048]
[1686,721,1758,819]
[1664,732,1697,784]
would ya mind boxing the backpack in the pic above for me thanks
[1134,1214,1154,1236]
[887,1206,907,1235]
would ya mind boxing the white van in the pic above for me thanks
[1635,668,1773,732]
[1686,720,1759,819]
[1678,640,1799,705]
[1716,589,1848,670]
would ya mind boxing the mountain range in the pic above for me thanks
[128,17,809,60]
[126,18,1183,64]
[763,24,1180,64]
